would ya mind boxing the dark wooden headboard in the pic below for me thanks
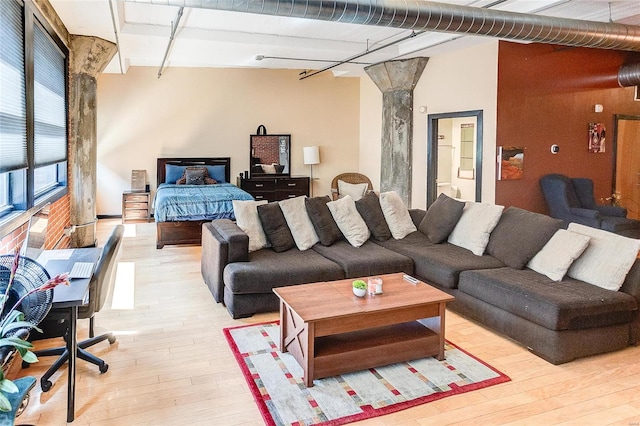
[157,157,231,186]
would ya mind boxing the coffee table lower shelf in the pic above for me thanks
[313,321,439,381]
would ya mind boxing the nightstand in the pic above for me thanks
[122,191,151,223]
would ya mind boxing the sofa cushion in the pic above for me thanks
[486,207,563,269]
[232,200,269,252]
[448,202,504,256]
[418,193,465,244]
[355,192,392,241]
[305,195,342,246]
[312,240,413,278]
[567,223,640,291]
[224,248,345,294]
[527,229,591,281]
[327,195,370,247]
[257,203,295,253]
[375,237,504,289]
[458,267,638,331]
[379,191,417,239]
[279,196,319,251]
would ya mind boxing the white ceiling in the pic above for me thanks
[50,0,640,78]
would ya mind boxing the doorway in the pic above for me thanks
[427,110,483,207]
[613,114,640,219]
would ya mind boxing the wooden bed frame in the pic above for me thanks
[156,157,232,249]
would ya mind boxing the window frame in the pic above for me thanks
[0,0,68,237]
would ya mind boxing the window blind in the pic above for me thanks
[0,0,27,173]
[33,22,67,168]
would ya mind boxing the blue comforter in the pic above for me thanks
[153,183,253,222]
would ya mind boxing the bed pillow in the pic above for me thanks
[419,193,465,243]
[355,191,392,241]
[165,164,186,184]
[527,229,591,281]
[279,196,319,251]
[379,191,417,239]
[448,202,504,256]
[338,180,368,201]
[486,207,563,269]
[305,196,342,246]
[327,195,370,247]
[566,223,640,291]
[232,200,269,252]
[185,167,206,185]
[205,165,226,183]
[257,202,296,253]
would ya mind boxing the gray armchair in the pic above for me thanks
[540,174,640,237]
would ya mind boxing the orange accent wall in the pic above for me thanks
[496,42,640,213]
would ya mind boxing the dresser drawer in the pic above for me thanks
[125,202,148,209]
[276,178,307,191]
[124,209,149,219]
[252,192,277,202]
[125,194,149,203]
[242,180,276,192]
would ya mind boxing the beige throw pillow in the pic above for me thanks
[338,180,368,201]
[379,191,417,239]
[448,202,504,256]
[527,229,591,281]
[279,196,319,251]
[327,195,370,247]
[566,223,640,291]
[232,200,269,252]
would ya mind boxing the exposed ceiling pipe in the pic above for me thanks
[618,62,640,87]
[127,0,640,52]
[108,0,124,74]
[158,6,184,78]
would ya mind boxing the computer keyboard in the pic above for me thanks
[69,262,94,279]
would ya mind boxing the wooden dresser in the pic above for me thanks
[122,191,151,223]
[238,176,310,202]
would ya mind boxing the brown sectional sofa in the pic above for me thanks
[201,196,640,365]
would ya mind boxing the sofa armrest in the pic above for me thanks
[569,207,599,219]
[409,209,426,228]
[594,205,627,218]
[201,220,249,304]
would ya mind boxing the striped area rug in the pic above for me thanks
[224,321,510,426]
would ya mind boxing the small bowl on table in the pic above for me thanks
[352,280,367,297]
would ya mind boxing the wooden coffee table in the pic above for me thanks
[273,272,455,387]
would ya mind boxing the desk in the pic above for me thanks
[38,248,101,423]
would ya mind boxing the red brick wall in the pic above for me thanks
[0,195,71,255]
[251,136,280,165]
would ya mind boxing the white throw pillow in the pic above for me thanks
[326,195,370,247]
[566,223,640,291]
[260,164,276,174]
[232,200,269,252]
[527,229,591,281]
[338,180,368,201]
[378,191,417,239]
[448,202,504,256]
[279,196,319,251]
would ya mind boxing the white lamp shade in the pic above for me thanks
[303,146,320,165]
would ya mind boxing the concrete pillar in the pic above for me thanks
[68,36,116,247]
[365,58,429,206]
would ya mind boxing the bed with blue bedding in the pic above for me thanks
[155,157,253,248]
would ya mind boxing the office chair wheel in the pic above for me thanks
[108,335,116,344]
[41,380,52,392]
[99,362,109,374]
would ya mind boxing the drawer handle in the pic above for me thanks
[255,184,264,188]
[287,183,296,187]
[288,195,296,198]
[255,195,264,200]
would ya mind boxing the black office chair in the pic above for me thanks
[32,224,124,392]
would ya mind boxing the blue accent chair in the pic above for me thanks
[540,174,640,238]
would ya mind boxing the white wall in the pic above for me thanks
[360,41,499,209]
[96,67,360,215]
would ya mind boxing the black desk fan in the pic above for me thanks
[0,254,54,419]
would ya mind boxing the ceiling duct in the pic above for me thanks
[127,0,640,52]
[618,62,640,87]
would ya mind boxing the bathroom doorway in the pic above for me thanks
[612,114,640,219]
[427,110,483,207]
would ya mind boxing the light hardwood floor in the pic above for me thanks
[14,219,640,425]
